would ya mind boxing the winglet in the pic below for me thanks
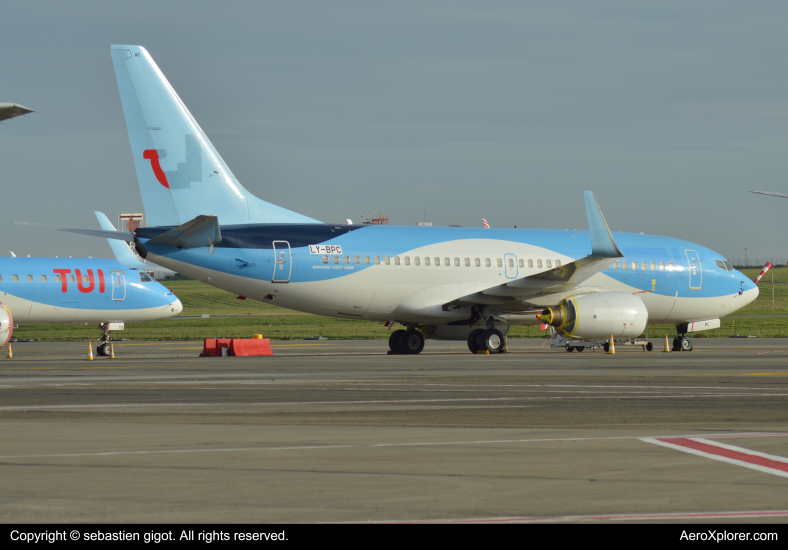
[584,191,623,258]
[95,212,149,269]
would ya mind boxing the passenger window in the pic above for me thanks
[425,257,431,266]
[668,262,674,271]
[415,257,420,266]
[650,261,655,271]
[333,255,339,264]
[464,258,470,266]
[434,257,440,266]
[496,258,502,268]
[632,262,637,271]
[613,261,619,270]
[405,256,411,265]
[537,259,542,268]
[454,257,460,266]
[641,261,646,271]
[13,275,18,282]
[41,275,47,282]
[508,259,514,268]
[475,258,481,267]
[394,256,400,265]
[0,275,2,282]
[528,259,534,268]
[83,275,89,283]
[374,256,380,265]
[384,256,390,265]
[343,255,350,264]
[518,259,524,268]
[322,255,329,264]
[546,259,552,268]
[622,261,628,270]
[27,275,33,282]
[55,275,61,282]
[364,256,370,265]
[485,258,491,267]
[139,272,152,282]
[555,260,561,267]
[445,257,450,266]
[353,255,360,265]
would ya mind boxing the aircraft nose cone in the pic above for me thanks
[169,298,183,314]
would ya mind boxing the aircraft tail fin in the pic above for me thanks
[94,212,149,269]
[110,45,320,227]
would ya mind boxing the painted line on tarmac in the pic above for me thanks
[2,391,788,411]
[0,431,785,461]
[377,509,788,523]
[642,437,788,479]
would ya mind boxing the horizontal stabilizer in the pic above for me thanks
[584,191,623,258]
[14,221,134,242]
[94,212,149,269]
[147,215,221,248]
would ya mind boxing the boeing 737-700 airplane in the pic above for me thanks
[21,45,759,355]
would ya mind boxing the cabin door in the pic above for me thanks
[272,241,292,283]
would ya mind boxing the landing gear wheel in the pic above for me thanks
[467,329,484,354]
[603,343,610,352]
[565,346,574,352]
[680,336,692,351]
[98,342,111,357]
[575,346,585,352]
[398,330,425,355]
[480,329,504,354]
[646,342,654,352]
[672,337,681,352]
[389,330,405,352]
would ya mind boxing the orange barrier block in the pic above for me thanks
[229,338,274,357]
[201,339,234,357]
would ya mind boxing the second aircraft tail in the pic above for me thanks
[110,45,320,227]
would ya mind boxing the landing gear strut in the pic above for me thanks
[96,323,113,357]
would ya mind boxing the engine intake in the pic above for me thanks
[541,292,647,340]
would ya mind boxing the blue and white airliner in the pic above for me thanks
[23,45,759,355]
[2,212,183,355]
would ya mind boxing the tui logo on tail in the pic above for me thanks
[143,149,170,189]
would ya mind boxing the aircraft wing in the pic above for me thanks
[751,191,788,199]
[454,191,623,308]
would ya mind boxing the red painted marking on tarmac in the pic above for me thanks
[657,437,788,473]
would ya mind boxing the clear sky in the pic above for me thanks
[2,1,787,265]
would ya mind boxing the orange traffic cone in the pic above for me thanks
[502,335,510,353]
[86,342,94,361]
[109,343,115,359]
[662,335,671,352]
[6,344,12,359]
[607,335,616,354]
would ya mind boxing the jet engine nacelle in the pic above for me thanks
[0,303,13,348]
[541,291,647,340]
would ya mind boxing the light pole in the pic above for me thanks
[744,248,747,267]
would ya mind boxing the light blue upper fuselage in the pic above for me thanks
[0,257,182,323]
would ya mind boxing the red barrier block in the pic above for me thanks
[201,339,234,357]
[229,338,274,357]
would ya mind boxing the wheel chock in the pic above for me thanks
[476,350,490,354]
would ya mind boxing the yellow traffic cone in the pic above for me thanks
[6,344,12,359]
[663,334,671,352]
[607,335,616,354]
[502,335,509,354]
[86,342,94,361]
[109,342,115,359]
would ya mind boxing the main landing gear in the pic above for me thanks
[388,329,425,355]
[467,328,505,354]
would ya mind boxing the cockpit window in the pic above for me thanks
[716,260,734,272]
[139,272,153,283]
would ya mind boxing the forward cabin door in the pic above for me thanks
[272,241,292,283]
[111,271,126,301]
[504,253,518,279]
[685,250,702,290]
